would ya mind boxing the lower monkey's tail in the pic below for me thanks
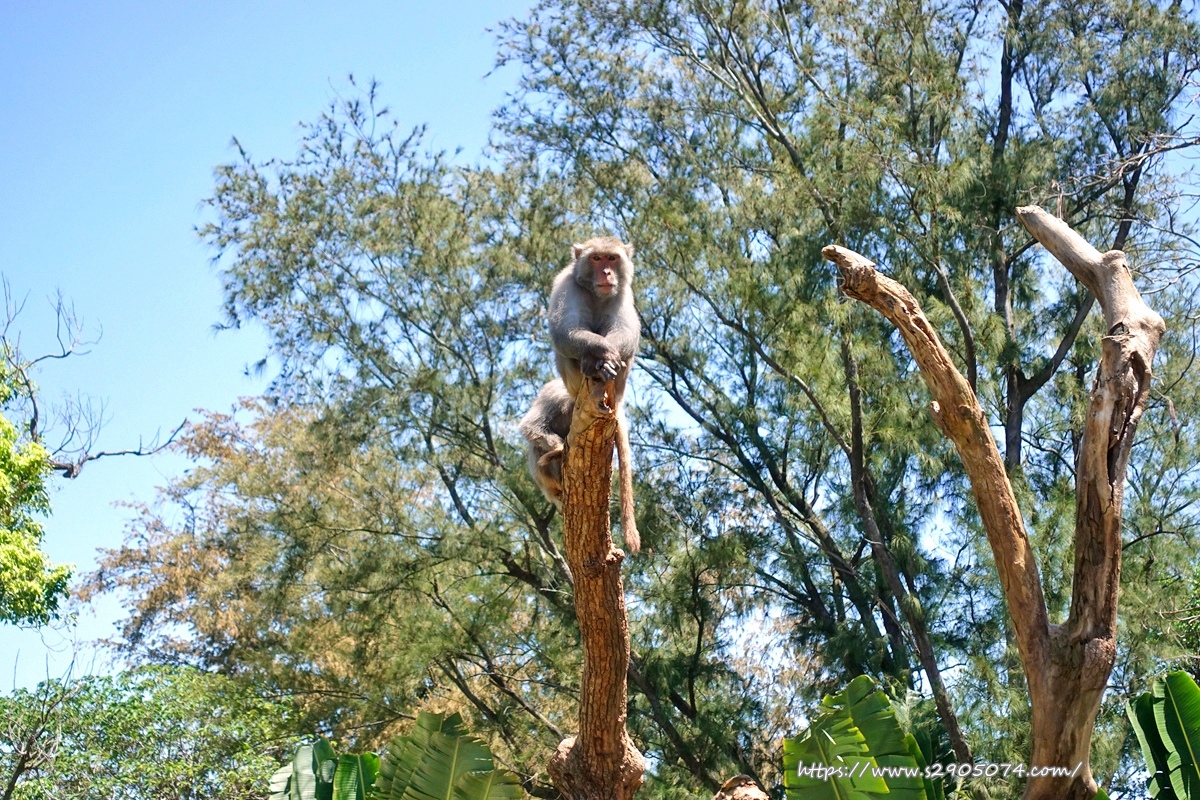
[616,407,640,554]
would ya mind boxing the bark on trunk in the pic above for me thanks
[547,377,645,800]
[822,206,1162,800]
[1015,207,1163,800]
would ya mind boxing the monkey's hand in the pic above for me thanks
[581,352,625,383]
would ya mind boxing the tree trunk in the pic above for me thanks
[822,206,1163,800]
[547,377,645,800]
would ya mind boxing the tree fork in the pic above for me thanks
[823,206,1163,800]
[547,376,645,800]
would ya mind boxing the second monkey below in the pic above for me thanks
[519,379,573,510]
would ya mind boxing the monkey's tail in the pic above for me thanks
[616,408,640,554]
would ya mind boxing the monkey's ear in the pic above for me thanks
[572,243,586,260]
[624,243,636,259]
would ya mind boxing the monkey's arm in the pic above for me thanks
[601,301,640,362]
[549,308,616,361]
[520,416,565,454]
[549,287,624,382]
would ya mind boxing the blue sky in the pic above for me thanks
[1,1,529,688]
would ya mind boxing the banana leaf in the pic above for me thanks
[372,712,523,800]
[783,675,931,800]
[844,676,928,800]
[333,753,380,800]
[1158,671,1200,799]
[376,712,469,799]
[1129,690,1178,799]
[454,769,526,799]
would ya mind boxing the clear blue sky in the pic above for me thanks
[1,1,529,688]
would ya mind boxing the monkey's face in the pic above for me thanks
[572,237,634,298]
[588,250,622,297]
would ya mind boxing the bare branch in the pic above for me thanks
[0,277,180,478]
[48,419,186,479]
[1016,207,1165,338]
[1012,205,1164,799]
[1016,206,1165,634]
[831,210,1167,799]
[822,243,1051,678]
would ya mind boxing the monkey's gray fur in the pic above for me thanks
[545,236,641,553]
[519,379,573,508]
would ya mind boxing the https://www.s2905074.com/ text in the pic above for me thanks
[795,761,1082,782]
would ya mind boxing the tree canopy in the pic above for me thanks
[0,666,294,800]
[0,361,68,626]
[82,1,1200,797]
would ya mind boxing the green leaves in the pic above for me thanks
[336,755,381,800]
[1130,691,1178,798]
[783,675,936,800]
[374,712,522,800]
[270,713,522,800]
[0,382,69,625]
[1127,671,1200,799]
[783,711,890,799]
[1,666,294,800]
[271,738,375,800]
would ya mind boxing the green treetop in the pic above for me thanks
[0,364,68,626]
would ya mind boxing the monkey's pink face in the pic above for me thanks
[590,252,621,297]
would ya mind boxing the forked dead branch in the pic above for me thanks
[823,206,1163,800]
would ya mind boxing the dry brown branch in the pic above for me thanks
[46,419,186,479]
[822,244,1051,672]
[1016,207,1164,800]
[823,206,1164,800]
[546,376,644,800]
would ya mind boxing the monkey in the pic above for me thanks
[547,236,640,553]
[518,379,574,508]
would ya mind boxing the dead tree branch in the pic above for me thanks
[0,279,184,478]
[822,244,1051,672]
[823,205,1163,800]
[547,376,645,800]
[47,420,186,479]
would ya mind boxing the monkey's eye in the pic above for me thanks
[606,254,617,261]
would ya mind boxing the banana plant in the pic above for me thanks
[269,738,379,800]
[1127,670,1200,799]
[372,711,523,800]
[267,712,522,800]
[782,675,940,800]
